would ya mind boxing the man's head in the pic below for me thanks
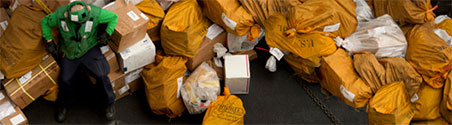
[67,1,89,23]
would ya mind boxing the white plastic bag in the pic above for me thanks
[355,0,374,22]
[265,56,277,72]
[340,14,407,58]
[213,43,228,58]
[434,28,452,46]
[227,29,265,53]
[181,63,221,114]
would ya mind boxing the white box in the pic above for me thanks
[224,55,250,94]
[118,34,155,73]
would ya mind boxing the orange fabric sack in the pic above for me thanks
[412,83,443,121]
[264,13,336,66]
[370,0,436,24]
[286,0,357,38]
[202,87,245,125]
[441,71,452,123]
[367,81,415,125]
[141,54,187,118]
[405,23,452,89]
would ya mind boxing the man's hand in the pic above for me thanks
[45,39,58,56]
[97,23,111,46]
[98,32,111,46]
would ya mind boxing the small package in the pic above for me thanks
[181,63,220,114]
[2,56,59,109]
[0,91,28,125]
[224,55,250,94]
[118,34,156,73]
[103,0,149,52]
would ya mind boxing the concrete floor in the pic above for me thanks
[22,55,368,124]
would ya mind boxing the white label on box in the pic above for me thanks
[9,114,25,125]
[411,93,419,103]
[0,71,4,80]
[340,85,355,103]
[42,55,49,61]
[124,69,142,84]
[177,77,183,98]
[206,24,224,40]
[213,57,223,67]
[84,21,93,32]
[435,15,450,24]
[71,15,79,22]
[107,54,114,61]
[323,23,341,32]
[222,13,237,31]
[269,47,284,61]
[111,81,115,88]
[11,1,20,11]
[140,13,149,20]
[100,46,109,54]
[19,71,32,85]
[118,85,130,95]
[0,93,4,101]
[0,101,16,120]
[0,21,8,31]
[127,11,140,21]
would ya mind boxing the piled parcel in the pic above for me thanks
[0,0,450,124]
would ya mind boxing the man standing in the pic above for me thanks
[41,1,118,122]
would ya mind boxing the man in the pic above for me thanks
[41,1,118,122]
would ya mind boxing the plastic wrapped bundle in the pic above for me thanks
[339,14,407,58]
[355,0,374,22]
[181,63,220,114]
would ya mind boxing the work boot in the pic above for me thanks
[105,105,115,121]
[56,106,67,122]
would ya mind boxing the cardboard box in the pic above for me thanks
[117,34,155,73]
[111,68,143,101]
[104,0,149,52]
[0,91,28,125]
[224,55,250,94]
[2,55,59,109]
[9,0,70,12]
[187,31,227,71]
[0,8,9,37]
[232,50,258,61]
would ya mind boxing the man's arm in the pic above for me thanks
[41,12,59,41]
[98,9,118,36]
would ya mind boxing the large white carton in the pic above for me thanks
[224,55,250,94]
[118,34,155,73]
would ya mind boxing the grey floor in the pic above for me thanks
[22,55,368,124]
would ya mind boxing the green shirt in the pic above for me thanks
[41,4,118,59]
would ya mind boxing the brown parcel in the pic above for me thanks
[0,5,49,79]
[2,56,59,109]
[353,51,386,94]
[187,32,226,71]
[0,91,28,125]
[111,69,143,101]
[104,0,148,52]
[318,48,372,108]
[0,8,9,37]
